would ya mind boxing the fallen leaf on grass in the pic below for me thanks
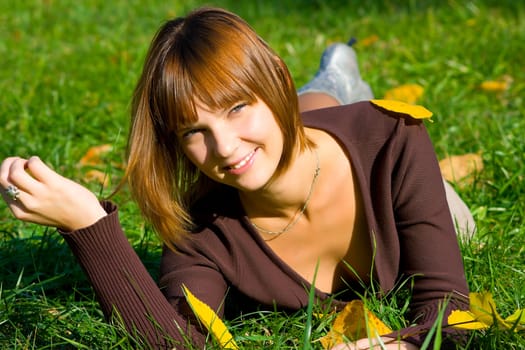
[479,76,512,92]
[84,169,110,187]
[383,84,424,104]
[182,285,238,349]
[480,81,507,92]
[448,292,525,331]
[77,144,115,185]
[439,153,483,185]
[319,300,393,349]
[355,35,379,47]
[78,144,113,166]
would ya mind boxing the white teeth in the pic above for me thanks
[230,151,253,169]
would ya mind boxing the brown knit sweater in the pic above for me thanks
[62,101,469,349]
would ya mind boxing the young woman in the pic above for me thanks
[1,7,472,350]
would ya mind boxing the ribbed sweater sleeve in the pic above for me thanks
[60,201,206,349]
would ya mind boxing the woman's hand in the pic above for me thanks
[0,156,107,231]
[330,337,419,350]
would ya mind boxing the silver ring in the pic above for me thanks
[5,184,20,201]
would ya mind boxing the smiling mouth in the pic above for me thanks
[227,149,256,170]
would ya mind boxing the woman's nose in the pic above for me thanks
[211,125,238,158]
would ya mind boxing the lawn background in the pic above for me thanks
[1,0,524,349]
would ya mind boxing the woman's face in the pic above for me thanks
[178,98,284,192]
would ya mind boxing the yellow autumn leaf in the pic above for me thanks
[78,144,113,166]
[182,285,238,349]
[83,169,110,186]
[355,34,379,48]
[469,292,506,326]
[383,84,424,104]
[448,292,525,331]
[320,300,393,349]
[505,309,525,330]
[479,75,513,93]
[370,99,433,121]
[479,80,509,92]
[448,310,490,330]
[439,153,483,185]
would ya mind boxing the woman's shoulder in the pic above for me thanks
[302,100,425,140]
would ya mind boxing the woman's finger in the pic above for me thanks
[3,156,60,200]
[6,157,49,200]
[0,157,23,185]
[0,157,27,204]
[25,156,60,185]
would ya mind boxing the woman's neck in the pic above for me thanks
[239,146,320,221]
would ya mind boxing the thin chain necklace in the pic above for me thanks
[250,149,320,240]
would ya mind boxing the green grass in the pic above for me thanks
[1,0,524,348]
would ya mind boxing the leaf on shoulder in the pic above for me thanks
[370,99,433,122]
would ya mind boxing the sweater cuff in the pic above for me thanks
[58,201,129,265]
[59,200,118,236]
[386,294,470,348]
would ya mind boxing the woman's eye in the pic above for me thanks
[230,103,247,114]
[181,128,201,139]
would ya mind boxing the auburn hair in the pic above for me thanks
[124,7,310,249]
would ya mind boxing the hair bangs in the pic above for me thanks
[191,61,258,114]
[169,57,258,137]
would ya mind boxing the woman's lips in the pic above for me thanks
[226,149,257,174]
